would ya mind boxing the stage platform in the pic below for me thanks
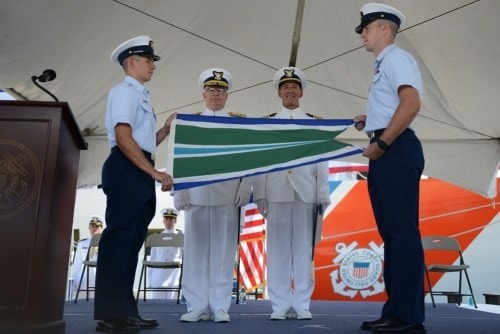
[64,299,500,333]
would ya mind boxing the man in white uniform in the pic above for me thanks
[173,68,253,323]
[253,67,331,321]
[72,215,104,297]
[147,208,183,299]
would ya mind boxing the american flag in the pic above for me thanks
[239,203,266,290]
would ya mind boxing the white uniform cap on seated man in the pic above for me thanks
[89,215,104,227]
[161,208,178,218]
[111,35,161,64]
[355,3,406,34]
[273,67,307,90]
[198,68,233,90]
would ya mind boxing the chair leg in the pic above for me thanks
[136,266,145,303]
[457,271,463,306]
[74,265,87,304]
[463,270,477,308]
[143,269,148,302]
[424,270,436,307]
[177,265,183,304]
[85,268,90,301]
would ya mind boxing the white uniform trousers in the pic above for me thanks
[182,205,238,314]
[266,197,314,312]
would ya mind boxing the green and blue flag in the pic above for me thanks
[166,114,363,190]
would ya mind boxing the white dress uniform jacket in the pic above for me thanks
[173,108,253,316]
[252,107,330,314]
[174,110,248,205]
[253,107,330,204]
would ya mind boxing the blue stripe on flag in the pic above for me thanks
[176,113,355,127]
[174,140,326,155]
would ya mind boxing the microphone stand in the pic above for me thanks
[31,76,59,102]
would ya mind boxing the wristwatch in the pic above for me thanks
[375,138,389,150]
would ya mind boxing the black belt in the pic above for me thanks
[369,128,385,139]
[111,146,154,163]
[369,128,414,142]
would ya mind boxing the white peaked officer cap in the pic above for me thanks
[89,215,104,226]
[355,3,406,34]
[273,67,307,90]
[161,208,178,218]
[110,35,161,64]
[198,68,233,90]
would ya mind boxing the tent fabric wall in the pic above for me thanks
[1,0,499,197]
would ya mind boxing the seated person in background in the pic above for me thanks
[72,215,104,297]
[147,208,183,299]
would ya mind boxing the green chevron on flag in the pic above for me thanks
[166,114,363,190]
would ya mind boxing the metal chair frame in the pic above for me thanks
[136,233,184,303]
[73,233,101,303]
[422,235,477,308]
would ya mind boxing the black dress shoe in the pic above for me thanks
[360,318,387,330]
[127,316,159,329]
[372,317,426,333]
[96,318,140,333]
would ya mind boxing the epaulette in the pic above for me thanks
[228,111,246,117]
[193,111,202,115]
[261,112,277,119]
[175,228,184,234]
[306,113,323,120]
[80,237,89,241]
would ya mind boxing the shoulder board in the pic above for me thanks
[306,113,323,120]
[80,238,89,241]
[228,112,246,117]
[193,111,202,115]
[175,229,184,234]
[261,112,277,119]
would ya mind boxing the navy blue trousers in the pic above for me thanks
[368,129,425,324]
[94,147,156,321]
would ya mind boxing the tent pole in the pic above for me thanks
[289,0,305,67]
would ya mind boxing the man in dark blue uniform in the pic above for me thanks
[353,3,426,334]
[94,35,174,333]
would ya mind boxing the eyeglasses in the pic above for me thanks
[205,87,227,94]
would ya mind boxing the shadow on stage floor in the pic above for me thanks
[64,299,500,334]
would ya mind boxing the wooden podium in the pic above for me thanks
[0,101,87,334]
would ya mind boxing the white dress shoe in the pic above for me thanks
[213,309,230,323]
[270,309,289,320]
[180,310,210,322]
[296,309,312,320]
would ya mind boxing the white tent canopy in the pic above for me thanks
[1,0,499,197]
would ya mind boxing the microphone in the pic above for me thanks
[32,69,57,82]
[31,69,59,102]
